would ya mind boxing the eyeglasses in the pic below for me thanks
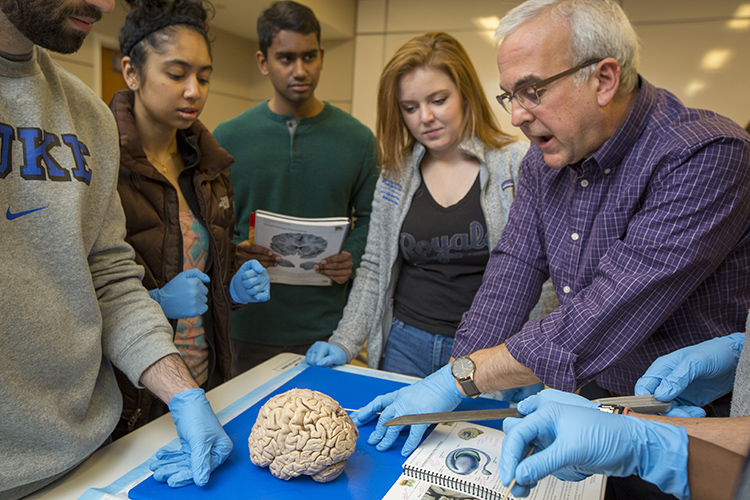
[496,59,600,113]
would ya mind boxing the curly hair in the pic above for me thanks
[120,0,214,74]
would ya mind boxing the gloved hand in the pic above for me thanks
[498,383,544,404]
[350,363,465,457]
[149,269,210,319]
[634,333,744,417]
[150,389,233,487]
[305,341,348,367]
[230,260,270,304]
[516,388,598,416]
[514,389,600,481]
[500,402,690,500]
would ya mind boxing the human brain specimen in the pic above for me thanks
[248,388,358,483]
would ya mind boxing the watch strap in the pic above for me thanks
[458,377,481,399]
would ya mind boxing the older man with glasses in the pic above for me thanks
[350,0,750,478]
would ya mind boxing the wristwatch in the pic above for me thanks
[451,356,481,398]
[597,404,631,415]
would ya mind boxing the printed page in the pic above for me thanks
[382,472,482,500]
[253,209,350,286]
[382,473,604,500]
[392,422,604,500]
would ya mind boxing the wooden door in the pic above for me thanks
[101,46,127,105]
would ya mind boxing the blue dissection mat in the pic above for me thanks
[129,365,508,500]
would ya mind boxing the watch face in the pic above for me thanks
[452,357,474,378]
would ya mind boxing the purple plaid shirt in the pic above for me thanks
[453,78,750,395]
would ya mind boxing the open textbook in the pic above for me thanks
[251,209,350,286]
[382,421,606,500]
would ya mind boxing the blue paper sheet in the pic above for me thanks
[128,365,508,500]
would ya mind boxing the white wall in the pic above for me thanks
[47,0,357,131]
[352,0,750,135]
[46,0,750,134]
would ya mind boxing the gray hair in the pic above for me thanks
[495,0,639,94]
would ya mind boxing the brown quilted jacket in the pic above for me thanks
[109,90,237,438]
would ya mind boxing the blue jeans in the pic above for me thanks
[380,318,454,378]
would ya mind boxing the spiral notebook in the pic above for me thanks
[382,421,605,500]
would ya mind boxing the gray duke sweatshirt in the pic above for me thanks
[0,47,177,497]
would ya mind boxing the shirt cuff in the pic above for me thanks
[505,324,580,392]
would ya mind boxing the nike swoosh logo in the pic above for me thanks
[6,206,48,220]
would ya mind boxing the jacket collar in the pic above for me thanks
[409,137,490,188]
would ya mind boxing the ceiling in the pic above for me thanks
[210,0,356,41]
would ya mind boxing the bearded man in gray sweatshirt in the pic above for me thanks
[0,2,232,499]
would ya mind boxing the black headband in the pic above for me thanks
[121,14,204,56]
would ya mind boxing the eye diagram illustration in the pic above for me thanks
[270,233,328,259]
[445,448,493,476]
[458,427,483,440]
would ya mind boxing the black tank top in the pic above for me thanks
[393,174,489,337]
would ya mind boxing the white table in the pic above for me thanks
[25,353,316,500]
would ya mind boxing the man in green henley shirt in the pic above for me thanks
[212,1,378,375]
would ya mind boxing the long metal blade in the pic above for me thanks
[383,408,520,426]
[382,395,672,427]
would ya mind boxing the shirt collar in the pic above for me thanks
[582,76,656,175]
[0,45,39,78]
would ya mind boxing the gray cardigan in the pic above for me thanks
[328,138,559,368]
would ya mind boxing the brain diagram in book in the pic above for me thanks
[381,421,606,500]
[252,209,350,286]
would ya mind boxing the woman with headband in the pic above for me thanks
[110,0,270,438]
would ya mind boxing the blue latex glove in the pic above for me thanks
[515,389,600,481]
[500,402,690,500]
[230,260,270,304]
[149,269,210,319]
[516,388,598,414]
[634,332,744,417]
[350,364,466,456]
[498,383,544,404]
[150,389,233,487]
[305,341,348,367]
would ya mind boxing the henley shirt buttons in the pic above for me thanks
[571,232,580,241]
[563,286,571,294]
[580,179,589,187]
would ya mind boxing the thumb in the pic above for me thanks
[190,440,213,487]
[516,394,542,415]
[182,269,211,283]
[317,355,336,368]
[249,259,266,273]
[240,259,265,274]
[634,375,661,396]
[515,443,565,487]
